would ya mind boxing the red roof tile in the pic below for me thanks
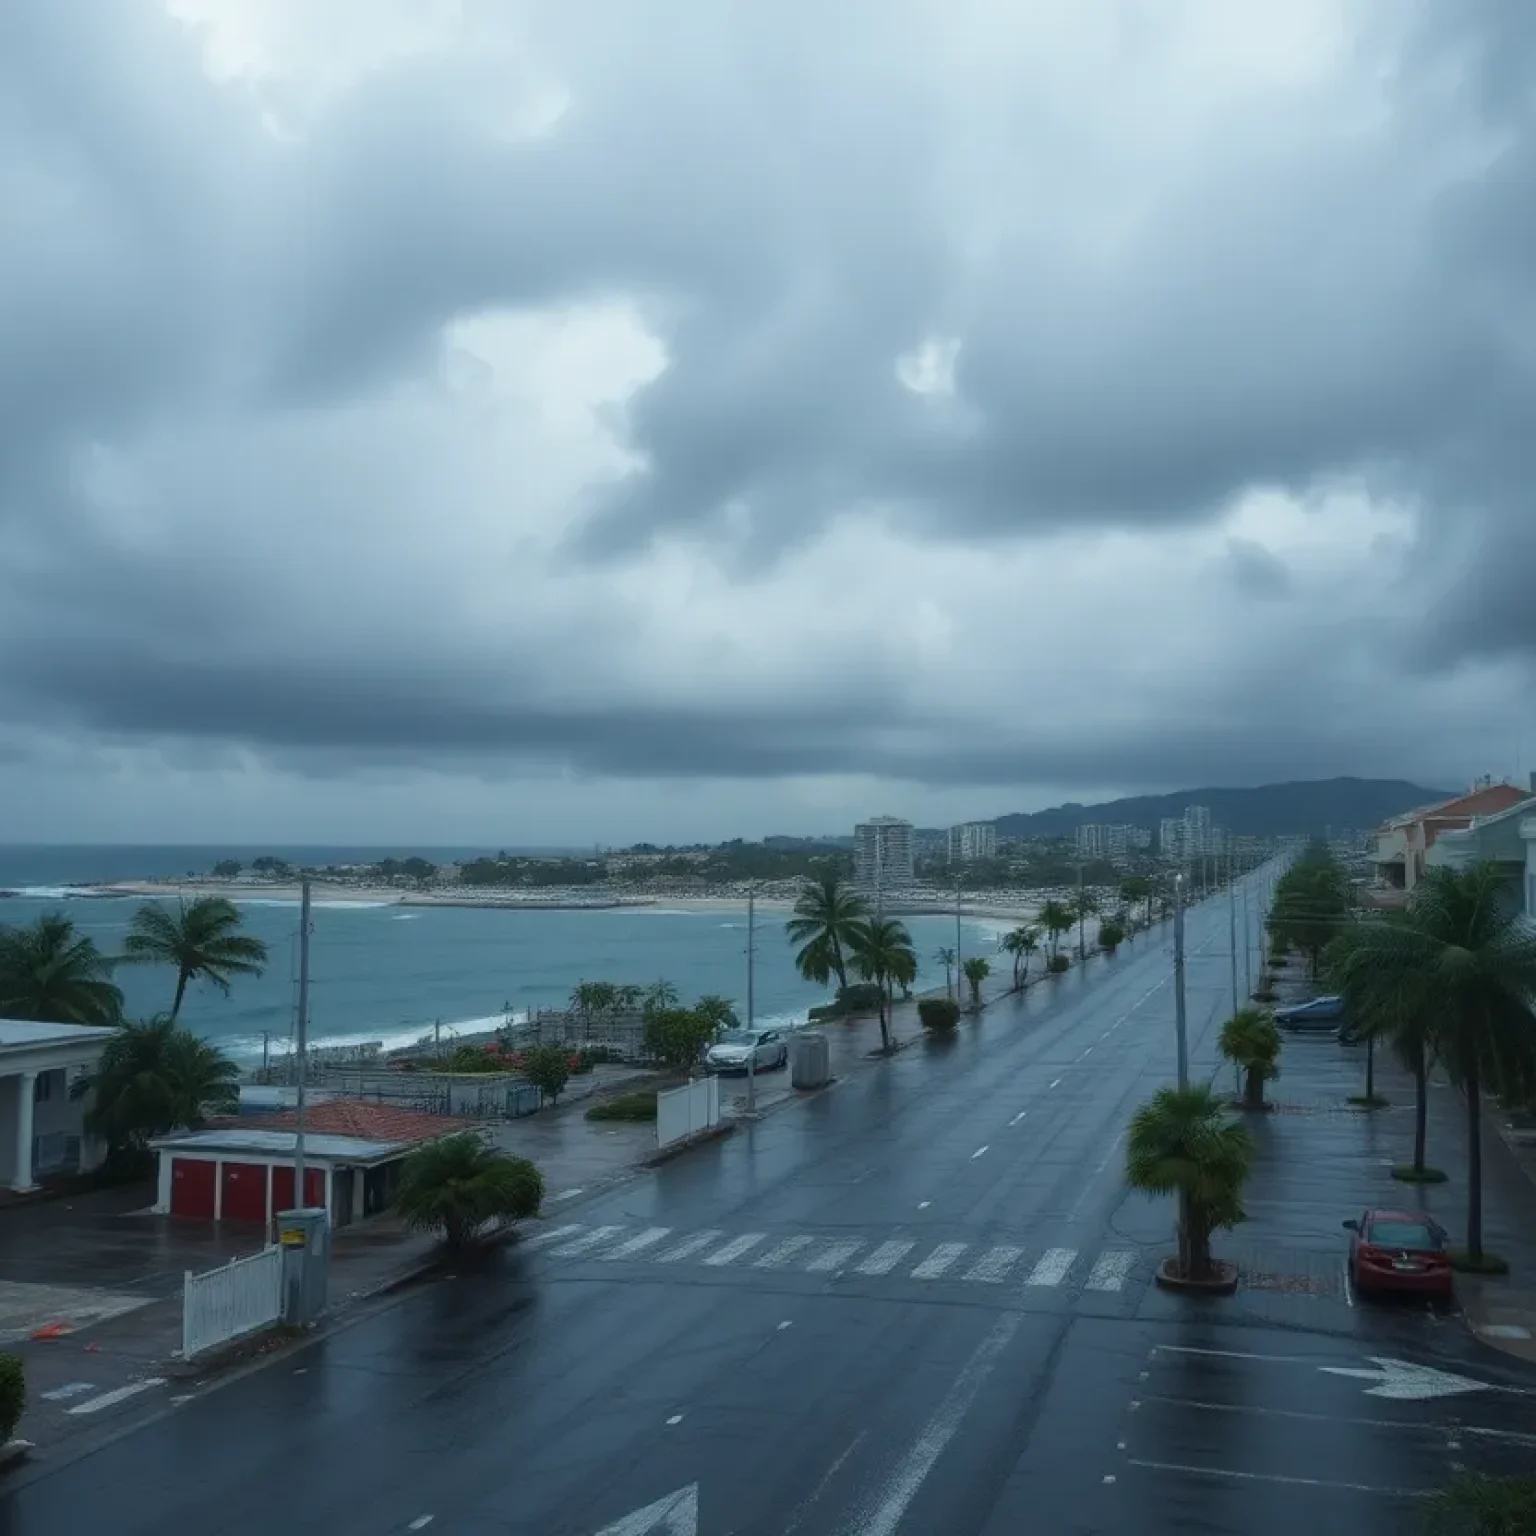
[230,1101,471,1146]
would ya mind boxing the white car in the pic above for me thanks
[704,1028,789,1074]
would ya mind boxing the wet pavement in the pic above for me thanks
[6,869,1536,1533]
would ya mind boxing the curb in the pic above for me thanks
[640,1122,736,1168]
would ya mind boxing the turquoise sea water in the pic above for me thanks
[0,846,1006,1062]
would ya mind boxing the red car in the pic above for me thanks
[1343,1209,1453,1299]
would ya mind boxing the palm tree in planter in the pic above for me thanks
[999,927,1038,990]
[0,912,124,1025]
[121,897,268,1020]
[395,1132,544,1250]
[1218,1009,1282,1110]
[961,955,991,1011]
[1037,901,1073,966]
[1324,864,1536,1271]
[847,917,918,1052]
[934,946,957,999]
[1126,1083,1255,1289]
[786,873,869,997]
[73,1015,239,1159]
[1328,918,1441,1166]
[1071,889,1101,963]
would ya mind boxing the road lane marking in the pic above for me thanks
[1084,1252,1135,1292]
[964,1246,1024,1283]
[755,1236,817,1269]
[847,1314,1021,1536]
[917,1201,931,1210]
[856,1240,915,1276]
[1049,1078,1062,1089]
[551,1225,625,1258]
[666,1415,684,1426]
[1009,1111,1027,1126]
[806,1238,863,1273]
[601,1227,672,1261]
[1125,1459,1424,1498]
[657,1229,723,1263]
[777,1321,793,1331]
[67,1379,165,1415]
[971,1145,989,1160]
[703,1233,766,1266]
[408,1519,435,1532]
[520,1223,583,1250]
[40,1382,95,1402]
[1024,1248,1076,1287]
[910,1243,968,1279]
[551,1188,585,1202]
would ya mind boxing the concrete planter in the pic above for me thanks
[1154,1257,1239,1296]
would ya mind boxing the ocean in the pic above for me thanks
[0,846,1008,1063]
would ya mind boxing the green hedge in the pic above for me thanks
[0,1354,24,1443]
[586,1091,659,1123]
[918,997,961,1032]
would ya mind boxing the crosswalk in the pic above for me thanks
[519,1222,1143,1295]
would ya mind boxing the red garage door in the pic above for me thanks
[220,1161,269,1224]
[170,1157,217,1219]
[271,1165,325,1213]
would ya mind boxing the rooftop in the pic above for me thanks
[219,1100,470,1146]
[151,1128,415,1161]
[0,1017,117,1050]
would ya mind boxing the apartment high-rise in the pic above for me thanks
[1076,824,1105,857]
[1159,817,1184,859]
[948,822,997,863]
[1183,804,1213,856]
[854,816,915,888]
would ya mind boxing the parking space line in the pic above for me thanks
[1126,1458,1424,1498]
[67,1379,165,1416]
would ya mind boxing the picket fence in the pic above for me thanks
[183,1246,284,1360]
[656,1075,721,1150]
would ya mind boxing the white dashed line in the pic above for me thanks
[1049,1078,1063,1089]
[519,1223,582,1250]
[964,1246,1024,1283]
[971,1145,989,1160]
[1024,1248,1076,1287]
[703,1233,767,1267]
[408,1518,435,1532]
[911,1243,968,1280]
[756,1236,817,1269]
[806,1238,863,1273]
[1009,1111,1027,1126]
[551,1225,624,1258]
[67,1379,165,1416]
[856,1240,915,1276]
[666,1415,684,1426]
[657,1229,723,1263]
[601,1227,672,1261]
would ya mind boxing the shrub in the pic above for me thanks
[521,1043,572,1105]
[1047,954,1071,974]
[1097,921,1125,952]
[807,1003,841,1022]
[837,982,884,1014]
[1252,987,1278,1002]
[586,1090,659,1122]
[394,1134,543,1248]
[918,997,961,1033]
[644,1007,719,1070]
[0,1354,23,1443]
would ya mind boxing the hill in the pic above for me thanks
[991,777,1453,840]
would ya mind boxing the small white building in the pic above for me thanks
[0,1018,117,1193]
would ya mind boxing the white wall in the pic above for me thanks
[1525,823,1536,920]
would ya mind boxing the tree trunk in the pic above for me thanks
[171,970,190,1021]
[878,993,891,1053]
[1466,1063,1484,1262]
[1412,1050,1429,1172]
[1176,1189,1193,1277]
[1245,1067,1264,1110]
[1364,1037,1375,1101]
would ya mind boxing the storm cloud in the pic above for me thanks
[0,0,1532,842]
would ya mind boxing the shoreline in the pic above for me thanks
[14,879,1068,923]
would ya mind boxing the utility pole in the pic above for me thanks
[1173,874,1189,1090]
[1242,879,1252,1000]
[954,868,963,980]
[261,1030,270,1077]
[745,882,757,1116]
[1077,862,1086,963]
[293,879,311,1208]
[1226,850,1238,1019]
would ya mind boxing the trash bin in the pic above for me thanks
[790,1031,830,1090]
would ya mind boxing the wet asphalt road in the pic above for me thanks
[7,870,1536,1535]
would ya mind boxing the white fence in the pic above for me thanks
[183,1246,284,1360]
[656,1075,721,1150]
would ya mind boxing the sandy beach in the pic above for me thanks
[74,879,1066,922]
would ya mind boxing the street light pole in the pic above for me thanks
[745,881,756,1116]
[954,869,963,981]
[1174,873,1189,1090]
[1227,849,1238,1019]
[1077,862,1086,963]
[1242,879,1252,1000]
[293,878,311,1207]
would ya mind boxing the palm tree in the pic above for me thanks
[1071,889,1101,962]
[786,873,869,995]
[961,955,991,1011]
[1037,900,1073,963]
[120,897,268,1020]
[934,946,957,999]
[1329,864,1536,1266]
[1126,1083,1255,1283]
[847,917,917,1052]
[1328,917,1440,1161]
[1118,879,1149,936]
[394,1132,544,1249]
[1218,1008,1282,1110]
[1000,927,1038,989]
[0,912,124,1025]
[72,1015,239,1153]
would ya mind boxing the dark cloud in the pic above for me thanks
[1,0,1535,837]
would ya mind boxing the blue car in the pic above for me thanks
[1273,994,1346,1031]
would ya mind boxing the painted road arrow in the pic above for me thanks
[593,1484,698,1536]
[1319,1357,1495,1401]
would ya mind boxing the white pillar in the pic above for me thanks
[12,1072,37,1193]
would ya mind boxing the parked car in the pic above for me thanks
[1343,1209,1453,1300]
[1273,994,1346,1032]
[704,1028,789,1075]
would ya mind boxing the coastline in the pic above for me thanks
[60,880,1059,922]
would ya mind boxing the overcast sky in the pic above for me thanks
[1,0,1533,846]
